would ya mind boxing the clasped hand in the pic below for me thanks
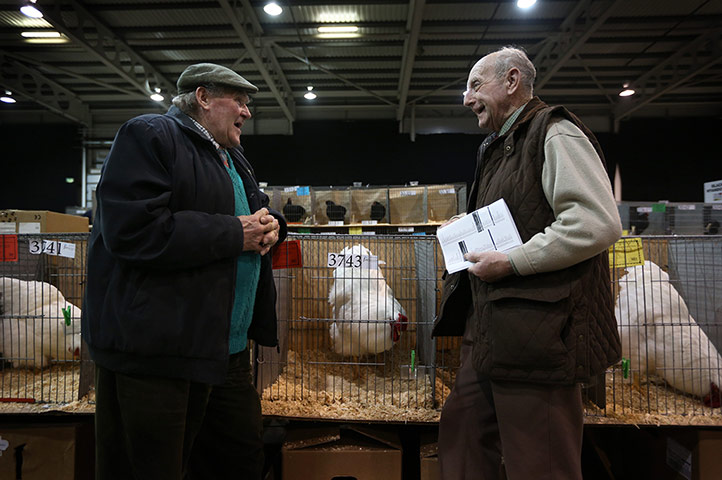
[239,208,279,255]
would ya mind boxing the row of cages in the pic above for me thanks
[261,183,467,226]
[1,233,722,426]
[619,201,722,235]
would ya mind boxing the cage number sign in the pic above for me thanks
[28,239,77,259]
[327,253,378,269]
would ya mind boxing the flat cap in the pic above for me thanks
[176,63,258,94]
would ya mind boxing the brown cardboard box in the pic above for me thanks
[0,210,89,233]
[282,425,402,480]
[313,188,351,225]
[350,188,388,224]
[426,184,458,222]
[693,430,722,480]
[0,425,76,480]
[389,186,426,224]
[420,437,440,480]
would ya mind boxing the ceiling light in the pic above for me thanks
[304,86,317,100]
[517,0,537,8]
[1,91,16,104]
[263,2,282,16]
[619,82,635,97]
[150,87,164,102]
[21,31,61,38]
[317,33,360,39]
[317,25,358,33]
[20,1,43,19]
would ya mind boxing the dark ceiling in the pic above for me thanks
[1,0,721,137]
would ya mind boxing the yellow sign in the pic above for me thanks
[609,237,645,268]
[348,226,363,235]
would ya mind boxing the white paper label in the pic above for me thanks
[28,239,77,259]
[399,190,417,197]
[439,188,455,195]
[398,227,414,232]
[677,204,695,210]
[0,223,16,234]
[636,207,653,213]
[18,222,41,234]
[328,221,344,226]
[327,253,378,269]
[361,220,378,225]
[284,186,298,192]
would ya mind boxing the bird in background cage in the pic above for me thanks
[325,200,347,222]
[282,198,306,223]
[0,277,82,369]
[616,261,721,407]
[328,244,408,376]
[370,201,386,222]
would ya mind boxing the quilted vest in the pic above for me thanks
[434,97,621,385]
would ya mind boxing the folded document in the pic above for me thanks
[437,198,523,274]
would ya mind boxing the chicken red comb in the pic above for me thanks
[703,382,721,408]
[391,313,408,342]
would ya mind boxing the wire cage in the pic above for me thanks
[257,233,455,422]
[259,233,722,425]
[0,233,91,408]
[593,235,722,424]
[618,202,722,235]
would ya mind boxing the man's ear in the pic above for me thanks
[506,67,521,95]
[195,86,211,111]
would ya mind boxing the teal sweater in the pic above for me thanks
[224,151,260,353]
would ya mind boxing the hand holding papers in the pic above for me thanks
[437,198,523,274]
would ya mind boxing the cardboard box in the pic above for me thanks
[420,437,440,480]
[426,184,458,223]
[313,188,351,225]
[0,210,89,233]
[350,188,388,224]
[692,430,722,480]
[282,425,402,480]
[389,186,426,224]
[0,424,76,480]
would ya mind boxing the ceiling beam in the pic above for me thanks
[534,0,624,90]
[396,0,426,121]
[39,0,175,104]
[614,26,722,121]
[218,0,296,129]
[270,43,396,106]
[0,52,91,126]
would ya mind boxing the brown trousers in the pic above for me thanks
[438,341,583,480]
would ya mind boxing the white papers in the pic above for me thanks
[437,198,523,274]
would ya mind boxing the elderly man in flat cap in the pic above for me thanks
[83,63,287,480]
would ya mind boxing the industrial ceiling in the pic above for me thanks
[1,0,721,137]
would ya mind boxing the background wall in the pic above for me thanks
[1,117,720,212]
[1,124,84,212]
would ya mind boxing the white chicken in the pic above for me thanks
[0,277,82,369]
[616,260,721,407]
[328,245,408,373]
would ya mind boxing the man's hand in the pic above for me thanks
[239,208,280,255]
[437,213,466,231]
[465,250,514,282]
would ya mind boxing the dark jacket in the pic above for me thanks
[433,97,621,385]
[82,106,287,385]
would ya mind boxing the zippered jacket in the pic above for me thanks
[82,106,287,385]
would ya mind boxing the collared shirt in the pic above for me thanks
[190,117,229,167]
[498,103,527,137]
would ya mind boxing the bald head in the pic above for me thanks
[463,47,537,131]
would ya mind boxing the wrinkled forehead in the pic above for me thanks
[467,56,494,85]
